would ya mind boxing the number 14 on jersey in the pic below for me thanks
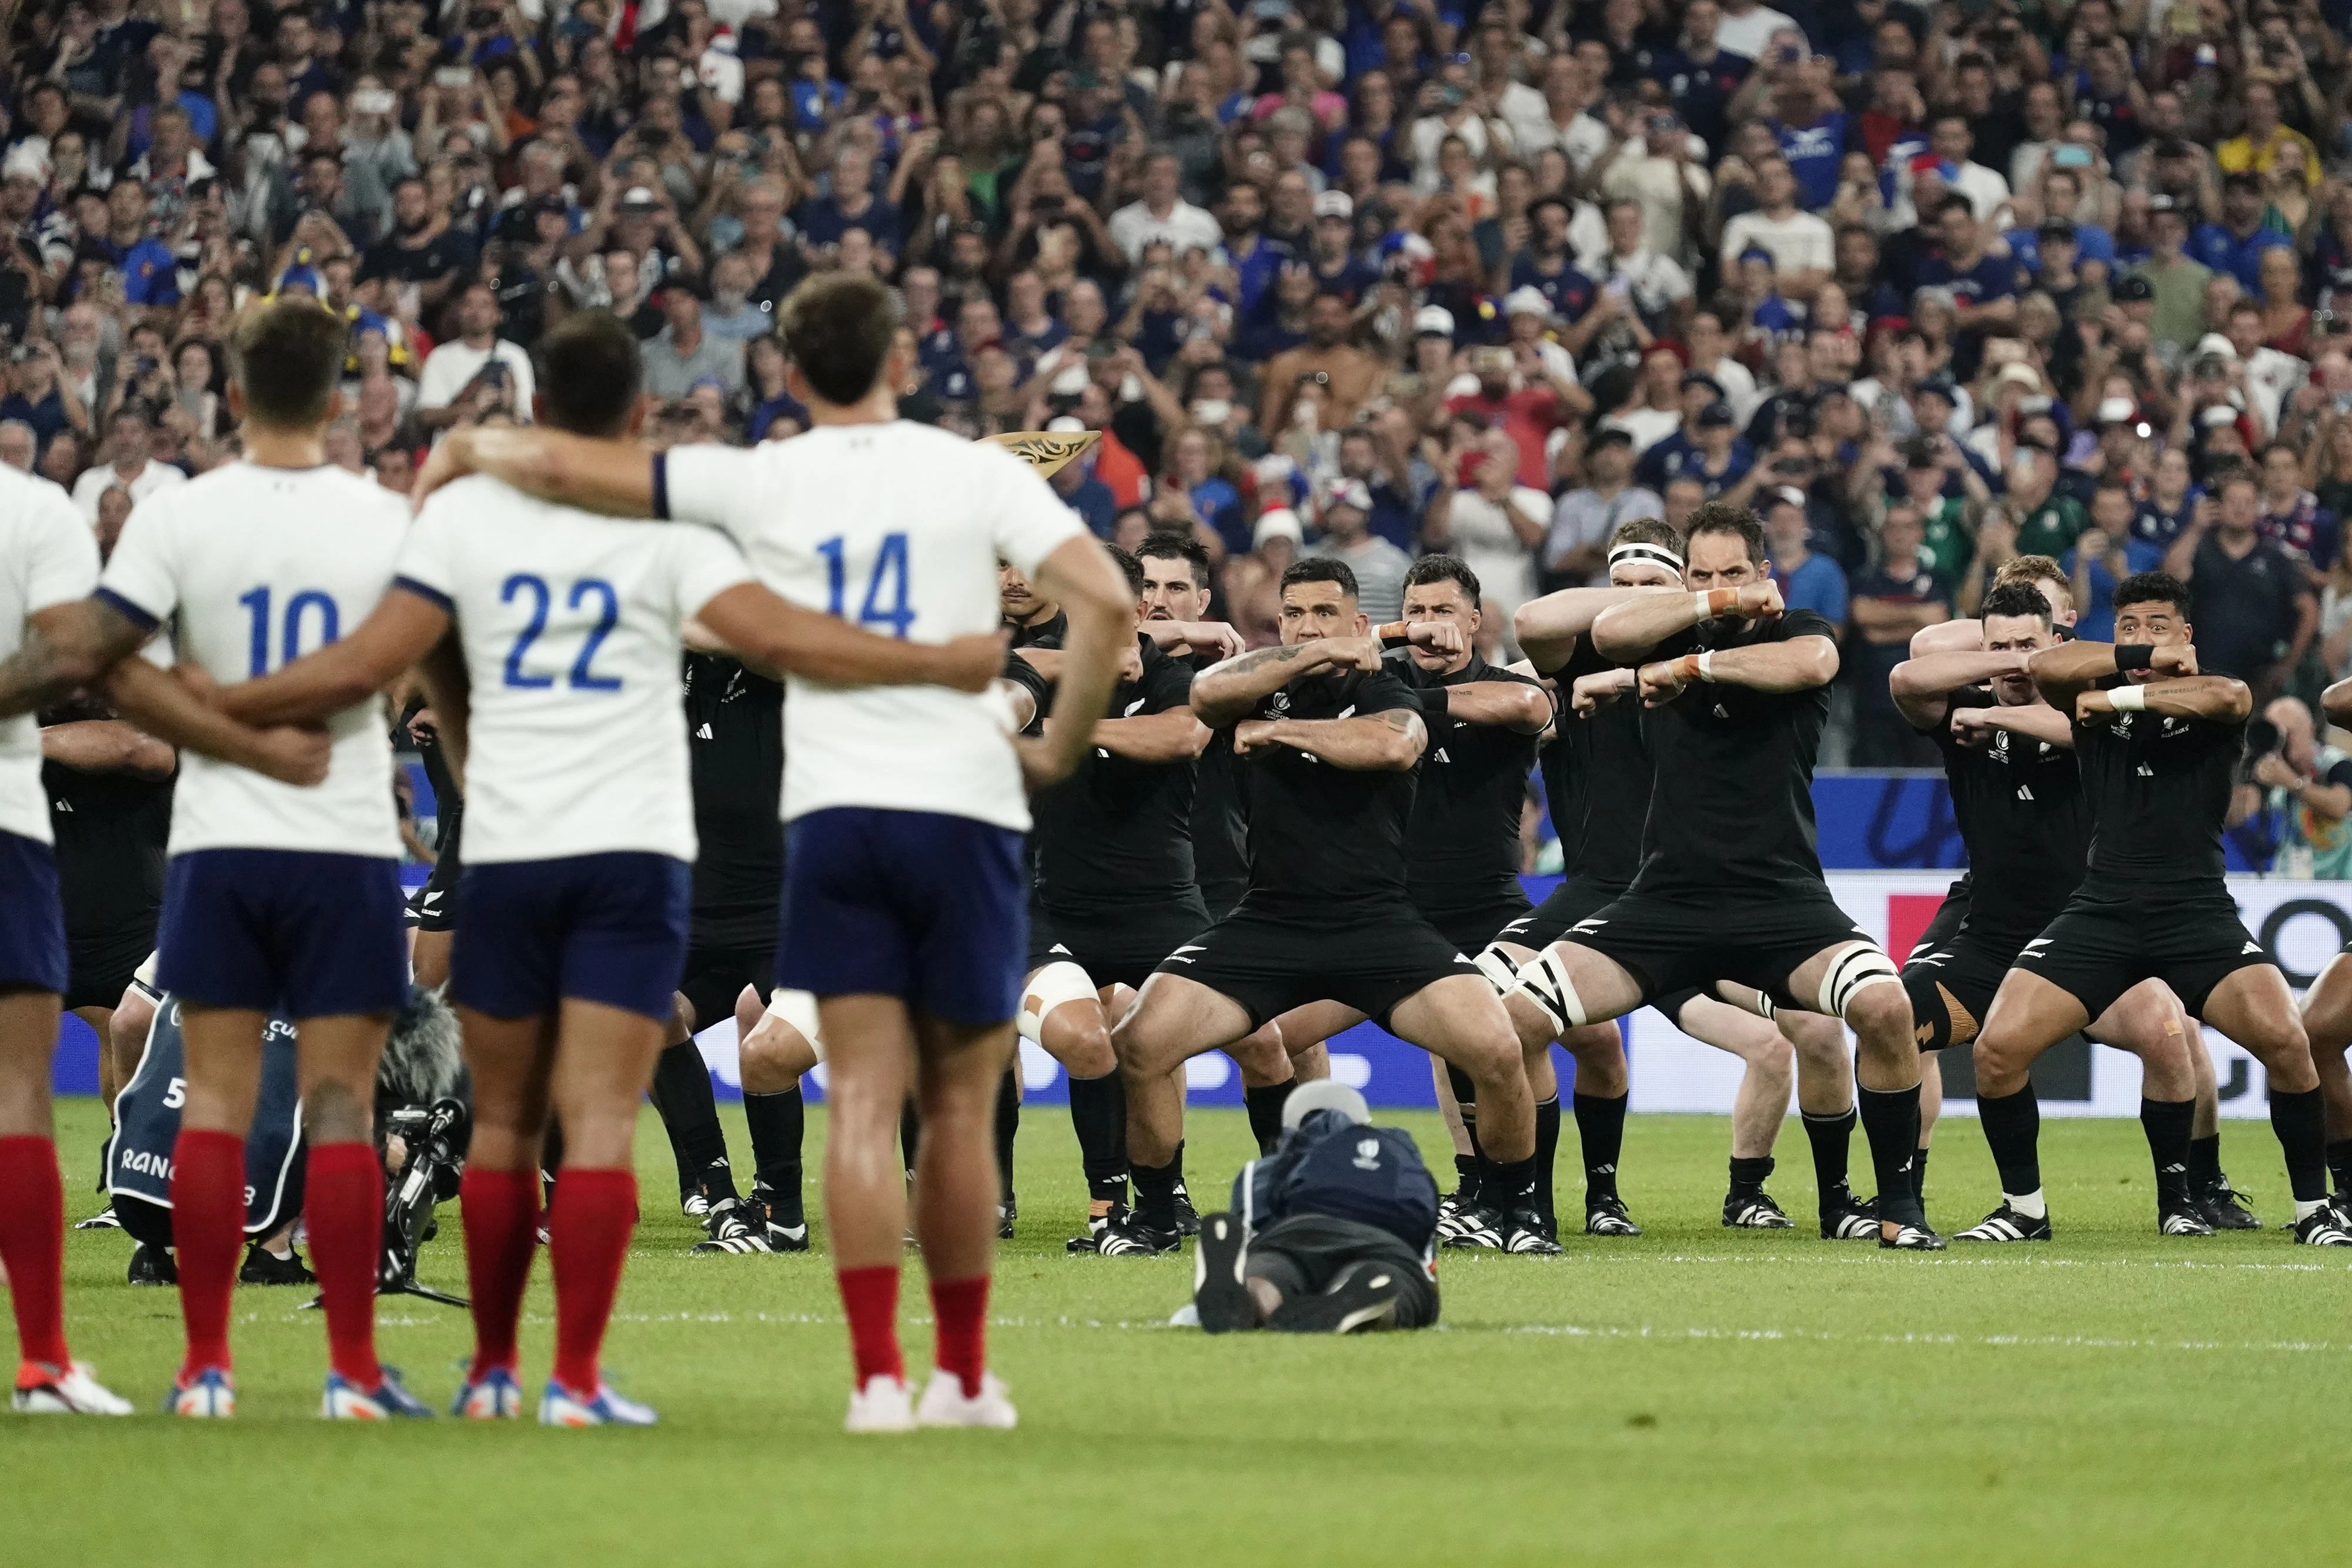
[816,532,914,638]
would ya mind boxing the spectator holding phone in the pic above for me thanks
[415,279,535,429]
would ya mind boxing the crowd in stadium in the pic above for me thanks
[11,0,2352,774]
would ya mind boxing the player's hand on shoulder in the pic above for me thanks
[2149,643,2199,676]
[1231,718,1279,754]
[941,630,1013,693]
[250,724,333,786]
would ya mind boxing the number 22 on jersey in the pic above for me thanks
[816,532,914,638]
[501,573,623,691]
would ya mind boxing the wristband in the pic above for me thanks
[2113,643,2155,672]
[1676,653,1703,683]
[1696,650,1716,683]
[1695,588,1739,620]
[1377,621,1409,648]
[2108,683,2148,711]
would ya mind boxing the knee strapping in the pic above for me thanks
[1816,942,1902,1018]
[1514,950,1588,1034]
[763,987,824,1061]
[1017,961,1098,1044]
[1473,944,1522,998]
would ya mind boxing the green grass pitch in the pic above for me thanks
[6,1096,2347,1567]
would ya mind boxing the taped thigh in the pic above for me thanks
[764,987,824,1061]
[1816,941,1902,1018]
[1017,960,1099,1044]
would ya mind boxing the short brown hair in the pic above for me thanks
[229,300,346,429]
[1994,552,2074,613]
[1609,516,1684,554]
[780,272,897,406]
[534,309,641,437]
[1682,500,1767,564]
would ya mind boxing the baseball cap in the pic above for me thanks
[1588,426,1635,449]
[1282,1079,1370,1129]
[2037,218,2076,243]
[2200,403,2242,429]
[1502,285,1552,319]
[1915,371,1958,400]
[617,185,662,212]
[1322,476,1372,513]
[2113,275,2155,302]
[1045,414,1088,433]
[1,143,48,183]
[2096,396,2140,425]
[1414,304,1456,337]
[1697,400,1736,427]
[1681,370,1724,396]
[1992,363,2041,392]
[1253,507,1305,548]
[1312,189,1353,220]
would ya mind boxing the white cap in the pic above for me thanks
[1414,304,1455,336]
[2096,396,2138,424]
[1254,507,1304,548]
[1282,1079,1370,1129]
[2194,332,2240,362]
[2,142,48,183]
[1992,363,2040,391]
[1050,364,1090,397]
[617,185,661,210]
[1502,285,1553,319]
[2200,403,2241,428]
[1312,189,1353,220]
[1044,414,1088,433]
[1321,476,1372,513]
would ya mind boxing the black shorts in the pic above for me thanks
[1566,887,1875,1012]
[677,941,775,1034]
[1198,875,1248,926]
[1245,1213,1439,1329]
[403,840,463,933]
[1901,929,2016,1051]
[63,924,155,1013]
[1418,892,1533,957]
[1906,878,1970,961]
[1494,876,1629,952]
[2011,891,2267,1022]
[1034,892,1214,989]
[1155,900,1482,1031]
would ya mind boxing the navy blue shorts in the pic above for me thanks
[777,807,1027,1027]
[450,852,691,1022]
[157,850,407,1018]
[0,830,68,994]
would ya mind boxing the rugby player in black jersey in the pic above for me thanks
[1107,559,1544,1253]
[1509,521,1874,1241]
[1890,581,2211,1238]
[1505,503,1943,1248]
[1256,556,1562,1249]
[1965,571,2349,1245]
[397,693,464,990]
[1135,536,1250,921]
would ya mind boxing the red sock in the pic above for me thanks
[0,1136,70,1371]
[837,1265,903,1386]
[306,1142,383,1388]
[459,1167,540,1375]
[548,1168,635,1397]
[168,1129,245,1378]
[930,1274,990,1398]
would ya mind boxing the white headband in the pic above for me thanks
[1607,541,1686,573]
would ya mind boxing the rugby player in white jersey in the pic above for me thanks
[414,273,1132,1433]
[0,302,425,1417]
[220,310,1005,1425]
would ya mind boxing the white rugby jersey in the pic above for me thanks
[662,423,1084,831]
[395,474,754,864]
[97,462,409,858]
[0,466,101,845]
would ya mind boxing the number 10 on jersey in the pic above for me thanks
[816,532,914,638]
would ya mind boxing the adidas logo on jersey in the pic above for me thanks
[1434,746,1451,763]
[2016,785,2033,800]
[1124,698,1147,716]
[695,723,713,739]
[2243,941,2263,955]
[2136,763,2155,777]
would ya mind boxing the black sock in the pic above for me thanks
[1533,1095,1561,1225]
[1801,1105,1856,1206]
[1451,1152,1482,1206]
[1132,1156,1180,1231]
[1244,1079,1295,1155]
[1067,1071,1130,1208]
[2269,1086,2329,1203]
[993,1065,1018,1199]
[2328,1139,2352,1196]
[2187,1133,2223,1192]
[743,1085,804,1225]
[1856,1084,1926,1227]
[1912,1144,1930,1202]
[1488,1154,1538,1211]
[1572,1091,1627,1201]
[652,1040,732,1199]
[1728,1154,1773,1198]
[1975,1085,2043,1198]
[2140,1097,2194,1209]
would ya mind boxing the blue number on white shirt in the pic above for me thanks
[500,573,555,688]
[566,578,623,691]
[237,586,340,677]
[814,532,914,639]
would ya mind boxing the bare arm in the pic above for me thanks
[1910,618,1984,656]
[697,583,1008,692]
[1025,533,1137,788]
[412,424,657,516]
[2324,674,2352,729]
[0,599,152,720]
[101,658,328,785]
[1513,584,1671,673]
[1085,706,1212,762]
[415,633,472,786]
[1231,707,1426,771]
[1190,638,1359,726]
[1439,681,1552,734]
[1137,619,1247,661]
[2074,674,2252,724]
[1887,649,2032,729]
[2029,638,2197,710]
[215,589,451,727]
[1635,633,1839,706]
[1947,701,2075,749]
[40,719,175,777]
[1593,581,1782,663]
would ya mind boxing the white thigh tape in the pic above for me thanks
[1514,950,1588,1034]
[1816,942,1901,1018]
[1473,945,1522,998]
[1017,961,1097,1043]
[763,987,824,1059]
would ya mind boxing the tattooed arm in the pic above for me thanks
[1189,636,1383,726]
[1230,706,1427,771]
[0,597,151,718]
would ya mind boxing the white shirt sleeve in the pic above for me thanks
[25,492,101,613]
[415,345,476,410]
[668,521,760,620]
[95,497,181,630]
[501,341,537,419]
[391,497,461,606]
[659,443,766,547]
[987,449,1087,578]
